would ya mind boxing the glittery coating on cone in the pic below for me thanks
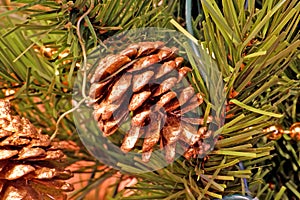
[0,100,74,200]
[88,41,214,163]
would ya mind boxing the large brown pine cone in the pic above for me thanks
[89,41,213,162]
[0,100,74,200]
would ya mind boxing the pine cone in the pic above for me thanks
[0,100,74,200]
[89,41,213,162]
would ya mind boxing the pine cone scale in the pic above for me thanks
[142,114,162,152]
[162,117,181,144]
[178,86,195,105]
[129,54,160,72]
[154,77,177,97]
[180,123,201,145]
[164,99,180,112]
[155,91,177,110]
[1,136,31,146]
[120,47,137,58]
[33,168,57,179]
[3,185,27,200]
[105,55,131,74]
[132,71,154,92]
[177,67,192,82]
[155,60,176,79]
[107,73,132,103]
[89,80,111,99]
[91,54,131,83]
[131,108,151,127]
[17,147,45,160]
[0,150,18,160]
[4,164,35,180]
[121,126,141,152]
[0,130,13,138]
[165,143,176,163]
[128,91,151,111]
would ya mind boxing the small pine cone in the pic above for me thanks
[89,41,213,162]
[0,100,74,200]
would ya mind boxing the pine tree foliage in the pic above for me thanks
[0,0,299,199]
[259,57,299,200]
